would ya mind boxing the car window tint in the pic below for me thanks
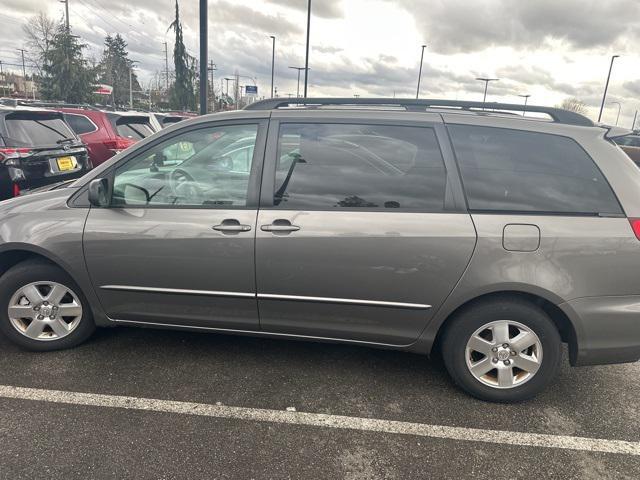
[4,113,75,146]
[272,123,447,210]
[112,124,258,208]
[64,114,96,135]
[449,125,622,215]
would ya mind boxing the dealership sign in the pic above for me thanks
[93,84,113,95]
[245,85,258,95]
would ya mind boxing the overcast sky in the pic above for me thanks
[1,0,639,125]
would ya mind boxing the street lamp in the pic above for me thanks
[610,101,622,126]
[288,66,308,98]
[598,55,620,123]
[518,94,531,116]
[270,36,276,98]
[632,110,638,131]
[303,0,311,98]
[416,44,427,99]
[476,77,499,108]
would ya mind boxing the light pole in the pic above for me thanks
[416,44,426,99]
[289,66,307,97]
[303,0,311,98]
[270,35,276,98]
[199,0,208,114]
[610,101,622,126]
[598,55,620,123]
[632,110,638,131]
[518,94,531,116]
[476,77,499,108]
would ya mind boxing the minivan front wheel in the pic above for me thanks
[441,299,562,402]
[0,260,95,351]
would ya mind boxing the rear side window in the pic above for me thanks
[272,123,447,210]
[448,125,622,215]
[64,113,96,135]
[4,113,75,146]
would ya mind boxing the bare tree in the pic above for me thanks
[558,98,588,115]
[22,12,57,76]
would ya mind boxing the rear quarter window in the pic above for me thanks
[448,125,623,215]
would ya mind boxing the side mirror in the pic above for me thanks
[88,178,110,207]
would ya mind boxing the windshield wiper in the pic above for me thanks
[56,137,77,145]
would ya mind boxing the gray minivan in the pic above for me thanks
[1,98,639,402]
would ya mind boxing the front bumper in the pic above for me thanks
[560,295,640,366]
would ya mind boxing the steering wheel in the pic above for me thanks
[169,168,203,204]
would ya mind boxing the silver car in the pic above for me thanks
[1,98,639,403]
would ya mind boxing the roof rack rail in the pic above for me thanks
[245,98,594,127]
[20,101,100,111]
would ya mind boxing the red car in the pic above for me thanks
[51,106,156,166]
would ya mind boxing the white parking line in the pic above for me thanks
[0,384,638,456]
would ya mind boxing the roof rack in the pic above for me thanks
[20,101,100,111]
[245,98,594,127]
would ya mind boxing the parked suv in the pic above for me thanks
[0,106,90,199]
[45,106,156,167]
[1,98,639,402]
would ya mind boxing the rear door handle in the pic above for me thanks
[261,219,300,233]
[212,219,252,233]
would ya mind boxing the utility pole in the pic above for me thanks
[17,49,26,79]
[632,110,638,131]
[598,55,620,123]
[303,0,311,98]
[416,45,426,99]
[518,94,531,116]
[163,41,169,90]
[270,36,276,98]
[60,0,70,32]
[198,0,208,115]
[208,60,216,112]
[129,67,133,109]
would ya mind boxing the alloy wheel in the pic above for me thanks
[465,320,543,389]
[8,281,83,341]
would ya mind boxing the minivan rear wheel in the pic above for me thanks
[0,260,95,351]
[441,298,561,402]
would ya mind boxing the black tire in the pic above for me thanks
[441,298,562,403]
[0,259,95,351]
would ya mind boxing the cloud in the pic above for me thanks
[398,0,640,53]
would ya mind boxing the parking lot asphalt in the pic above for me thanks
[0,326,639,479]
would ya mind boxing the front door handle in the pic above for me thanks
[213,219,252,234]
[261,219,300,233]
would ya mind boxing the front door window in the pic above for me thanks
[112,124,259,207]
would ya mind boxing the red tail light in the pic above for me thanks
[629,218,640,240]
[12,183,20,197]
[0,147,32,161]
[102,137,135,152]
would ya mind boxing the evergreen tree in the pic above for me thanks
[98,34,140,107]
[167,0,196,111]
[41,25,95,102]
